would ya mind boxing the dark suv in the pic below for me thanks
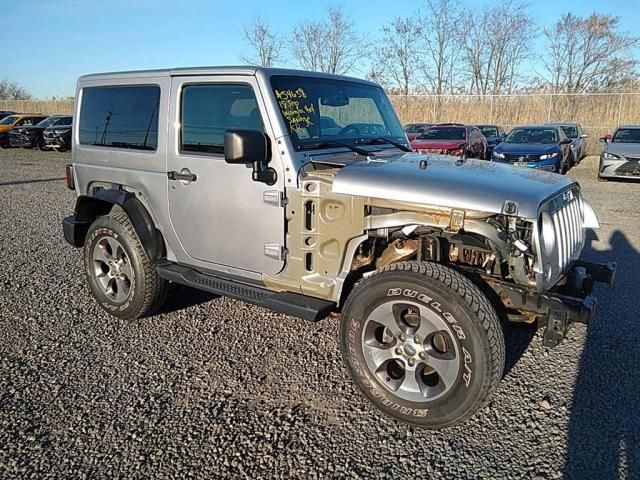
[9,115,73,149]
[43,119,73,151]
[410,123,488,159]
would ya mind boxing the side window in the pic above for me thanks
[180,84,263,155]
[20,119,34,126]
[79,85,160,151]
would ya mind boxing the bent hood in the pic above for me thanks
[331,152,575,219]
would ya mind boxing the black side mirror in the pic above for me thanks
[224,129,276,185]
[560,138,572,145]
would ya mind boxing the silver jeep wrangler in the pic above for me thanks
[63,67,615,428]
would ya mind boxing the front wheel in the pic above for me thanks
[340,261,505,429]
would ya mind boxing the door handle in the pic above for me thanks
[168,170,197,182]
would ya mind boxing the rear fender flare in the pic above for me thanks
[75,189,164,261]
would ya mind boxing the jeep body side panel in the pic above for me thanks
[72,74,176,260]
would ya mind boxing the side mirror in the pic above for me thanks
[495,137,502,144]
[224,129,276,185]
[599,136,609,144]
[560,138,572,145]
[580,134,588,139]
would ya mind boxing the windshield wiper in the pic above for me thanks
[299,140,371,156]
[355,137,412,152]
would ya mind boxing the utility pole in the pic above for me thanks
[100,111,114,145]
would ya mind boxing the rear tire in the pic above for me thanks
[83,212,169,319]
[340,261,505,429]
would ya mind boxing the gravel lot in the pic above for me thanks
[1,148,639,479]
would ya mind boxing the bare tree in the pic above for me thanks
[241,16,282,67]
[371,17,423,95]
[459,0,534,95]
[419,0,464,95]
[291,6,365,75]
[541,13,640,93]
[0,79,32,100]
[291,20,325,72]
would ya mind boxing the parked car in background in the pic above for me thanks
[404,122,433,141]
[547,122,588,163]
[492,125,573,174]
[598,125,640,181]
[0,111,16,121]
[9,115,73,150]
[43,120,73,152]
[0,114,48,148]
[475,124,506,155]
[410,123,488,158]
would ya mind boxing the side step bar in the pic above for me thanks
[156,263,336,322]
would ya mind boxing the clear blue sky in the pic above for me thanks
[2,0,638,98]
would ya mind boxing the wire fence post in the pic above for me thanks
[547,94,552,122]
[617,93,623,127]
[489,95,494,123]
[431,97,436,123]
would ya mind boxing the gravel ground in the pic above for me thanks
[1,148,638,479]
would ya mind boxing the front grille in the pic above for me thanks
[504,154,539,163]
[547,187,584,273]
[616,160,640,176]
[625,156,640,162]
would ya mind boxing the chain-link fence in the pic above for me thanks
[5,93,640,155]
[2,99,74,115]
[390,92,640,155]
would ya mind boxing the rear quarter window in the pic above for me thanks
[79,85,160,151]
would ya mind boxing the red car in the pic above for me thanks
[410,123,488,159]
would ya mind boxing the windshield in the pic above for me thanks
[558,125,577,138]
[612,128,640,144]
[418,126,466,140]
[505,128,558,144]
[270,75,405,151]
[406,124,430,133]
[478,126,498,137]
[0,116,17,125]
[37,116,64,128]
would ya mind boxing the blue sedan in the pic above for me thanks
[491,125,574,174]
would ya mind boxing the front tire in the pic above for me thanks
[83,212,169,319]
[340,261,505,429]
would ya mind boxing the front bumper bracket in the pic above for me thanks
[484,260,615,348]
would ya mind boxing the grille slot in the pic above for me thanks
[547,188,584,275]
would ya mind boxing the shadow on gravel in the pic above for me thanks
[564,230,640,479]
[502,322,536,377]
[0,177,65,187]
[157,285,219,315]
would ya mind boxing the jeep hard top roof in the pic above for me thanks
[78,66,378,86]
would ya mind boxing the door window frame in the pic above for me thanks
[177,81,265,159]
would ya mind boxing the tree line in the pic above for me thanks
[241,1,640,95]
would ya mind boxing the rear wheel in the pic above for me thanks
[340,261,505,429]
[84,212,169,319]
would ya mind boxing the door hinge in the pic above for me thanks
[263,190,287,207]
[264,244,287,260]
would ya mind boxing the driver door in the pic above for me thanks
[167,76,285,275]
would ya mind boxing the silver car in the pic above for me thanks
[599,125,640,180]
[62,66,615,429]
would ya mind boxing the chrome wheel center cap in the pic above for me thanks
[403,343,417,357]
